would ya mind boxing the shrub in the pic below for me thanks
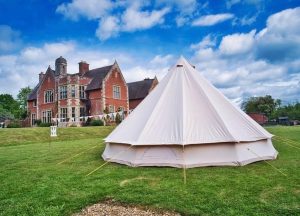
[7,121,21,128]
[90,119,104,126]
[115,113,122,124]
[82,117,91,127]
[38,122,51,127]
[35,119,42,126]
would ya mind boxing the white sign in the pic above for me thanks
[50,126,57,137]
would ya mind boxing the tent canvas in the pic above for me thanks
[102,56,277,168]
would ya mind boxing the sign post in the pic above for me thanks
[50,126,57,137]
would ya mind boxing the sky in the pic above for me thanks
[0,0,299,106]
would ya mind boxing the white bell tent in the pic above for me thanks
[102,56,277,168]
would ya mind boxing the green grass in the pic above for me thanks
[0,126,299,216]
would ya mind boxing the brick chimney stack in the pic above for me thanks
[79,61,89,75]
[39,72,45,82]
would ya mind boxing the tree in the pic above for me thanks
[0,94,19,118]
[17,86,32,119]
[0,105,14,121]
[242,95,278,118]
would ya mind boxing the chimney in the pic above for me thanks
[39,72,45,82]
[79,61,89,75]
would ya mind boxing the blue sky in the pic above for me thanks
[0,0,299,105]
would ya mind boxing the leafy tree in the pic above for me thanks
[0,105,14,121]
[242,95,279,118]
[17,86,32,119]
[0,94,19,118]
[272,102,300,120]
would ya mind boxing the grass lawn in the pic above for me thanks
[0,126,299,215]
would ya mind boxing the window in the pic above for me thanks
[44,90,54,103]
[33,100,37,107]
[60,108,68,122]
[31,113,36,126]
[109,105,114,113]
[80,107,86,121]
[59,86,67,99]
[71,85,76,98]
[113,85,120,99]
[42,110,52,123]
[79,86,85,99]
[72,107,76,119]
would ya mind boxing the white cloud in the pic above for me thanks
[122,6,170,31]
[226,0,241,9]
[0,41,172,97]
[156,0,197,14]
[192,13,234,26]
[189,8,300,103]
[0,25,22,53]
[19,42,75,63]
[96,16,120,40]
[226,0,263,9]
[56,0,114,20]
[95,5,170,40]
[57,0,170,41]
[219,30,256,55]
[156,0,200,26]
[255,7,300,62]
[149,54,174,67]
[190,34,216,50]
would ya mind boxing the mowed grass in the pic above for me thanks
[0,126,299,216]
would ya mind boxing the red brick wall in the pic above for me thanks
[248,113,268,125]
[37,72,57,119]
[27,100,37,124]
[88,90,102,115]
[104,67,128,112]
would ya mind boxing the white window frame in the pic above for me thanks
[60,108,68,122]
[79,85,85,99]
[31,113,36,126]
[59,86,67,99]
[42,110,52,123]
[44,90,54,103]
[71,85,76,98]
[33,100,37,107]
[113,85,121,99]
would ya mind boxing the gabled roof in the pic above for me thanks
[127,78,156,100]
[27,83,41,101]
[27,64,114,101]
[84,65,113,91]
[27,67,55,101]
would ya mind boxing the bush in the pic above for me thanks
[82,117,91,127]
[115,113,122,124]
[35,119,42,126]
[7,121,21,128]
[90,119,104,126]
[38,123,51,127]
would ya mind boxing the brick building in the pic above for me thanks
[247,112,268,125]
[27,56,128,126]
[127,77,158,110]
